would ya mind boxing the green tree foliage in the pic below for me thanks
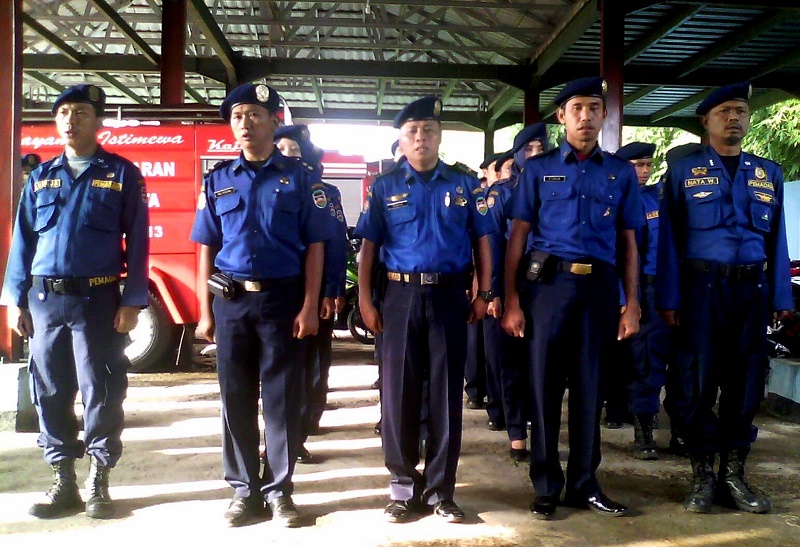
[743,99,800,181]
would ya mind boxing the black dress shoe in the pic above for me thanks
[269,495,301,528]
[565,492,628,516]
[509,447,529,463]
[370,379,380,390]
[466,397,487,410]
[434,499,465,523]
[224,496,264,527]
[604,420,624,430]
[530,496,557,520]
[385,499,416,523]
[487,419,506,432]
[374,421,382,435]
[297,445,314,464]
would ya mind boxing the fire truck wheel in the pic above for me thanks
[347,306,375,345]
[125,291,180,372]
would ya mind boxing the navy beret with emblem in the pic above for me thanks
[220,83,281,121]
[393,96,442,129]
[511,122,548,154]
[21,153,41,168]
[51,84,106,116]
[479,152,503,170]
[553,76,607,107]
[695,81,752,116]
[616,142,656,161]
[274,124,310,143]
[493,150,515,172]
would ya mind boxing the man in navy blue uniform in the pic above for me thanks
[615,141,673,460]
[21,153,42,184]
[503,77,643,520]
[191,83,333,528]
[275,124,348,462]
[1,84,149,519]
[657,82,792,514]
[356,96,495,524]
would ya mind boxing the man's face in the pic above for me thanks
[497,157,514,180]
[230,104,277,151]
[631,158,654,186]
[277,137,302,158]
[523,139,544,159]
[399,120,441,167]
[703,100,750,146]
[54,102,100,152]
[485,161,498,186]
[557,97,606,146]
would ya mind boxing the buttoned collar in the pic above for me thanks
[402,159,450,184]
[232,148,287,174]
[50,145,110,170]
[558,140,604,165]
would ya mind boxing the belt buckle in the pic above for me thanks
[420,273,438,285]
[570,263,592,275]
[51,278,66,293]
[244,280,261,292]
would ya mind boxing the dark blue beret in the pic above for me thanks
[393,96,442,129]
[512,122,548,154]
[22,153,41,168]
[553,77,607,107]
[493,150,514,172]
[51,84,106,116]
[479,152,503,170]
[695,81,752,115]
[391,139,400,156]
[220,83,281,121]
[274,124,310,143]
[616,142,656,161]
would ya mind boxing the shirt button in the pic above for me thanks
[582,221,586,225]
[582,169,586,174]
[582,194,587,199]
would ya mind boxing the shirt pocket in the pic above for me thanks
[685,188,723,230]
[386,203,418,247]
[270,193,302,241]
[747,191,776,233]
[539,182,574,228]
[215,193,244,236]
[85,190,122,232]
[33,191,59,232]
[591,186,620,229]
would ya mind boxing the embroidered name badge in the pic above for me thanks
[685,177,719,188]
[387,200,408,210]
[214,187,236,197]
[543,175,566,182]
[748,180,774,191]
[754,191,774,204]
[91,179,123,192]
[646,210,659,220]
[34,179,61,192]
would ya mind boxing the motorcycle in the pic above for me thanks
[333,230,375,345]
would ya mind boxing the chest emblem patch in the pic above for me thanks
[476,195,488,215]
[693,191,713,199]
[754,192,774,204]
[755,167,766,180]
[748,179,773,191]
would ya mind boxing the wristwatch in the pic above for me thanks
[477,289,494,302]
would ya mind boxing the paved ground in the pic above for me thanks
[1,333,799,547]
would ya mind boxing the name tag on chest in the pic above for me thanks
[543,175,566,182]
[91,180,122,192]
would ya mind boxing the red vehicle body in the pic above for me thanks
[20,122,372,370]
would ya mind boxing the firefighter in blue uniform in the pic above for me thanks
[1,84,149,520]
[356,96,495,524]
[483,122,549,461]
[21,153,42,184]
[503,77,644,520]
[615,141,673,460]
[275,124,348,463]
[191,83,333,528]
[656,82,792,515]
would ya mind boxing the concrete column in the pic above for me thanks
[160,0,187,105]
[600,0,624,152]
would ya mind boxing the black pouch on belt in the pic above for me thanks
[526,250,552,282]
[208,272,238,300]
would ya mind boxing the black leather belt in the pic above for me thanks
[232,276,301,292]
[387,271,466,285]
[33,275,119,296]
[687,259,766,281]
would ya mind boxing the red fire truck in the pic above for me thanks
[20,123,372,371]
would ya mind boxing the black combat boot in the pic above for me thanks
[715,449,771,514]
[29,459,83,518]
[85,457,114,519]
[684,454,716,513]
[633,414,659,460]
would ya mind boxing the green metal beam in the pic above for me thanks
[649,89,713,123]
[441,80,458,102]
[376,79,387,115]
[489,86,522,121]
[530,0,598,81]
[624,85,659,106]
[187,0,238,86]
[624,6,701,64]
[26,71,66,93]
[22,13,84,64]
[311,79,325,114]
[89,0,159,66]
[184,83,206,104]
[96,72,148,105]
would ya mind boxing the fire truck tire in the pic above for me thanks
[347,306,375,345]
[125,291,181,372]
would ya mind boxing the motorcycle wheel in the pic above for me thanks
[347,306,375,345]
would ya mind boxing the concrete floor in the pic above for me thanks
[1,335,799,547]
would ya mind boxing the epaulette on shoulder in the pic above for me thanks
[203,158,234,178]
[448,161,477,178]
[746,151,781,170]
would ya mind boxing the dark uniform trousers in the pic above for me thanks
[524,262,619,498]
[483,315,529,440]
[464,321,487,402]
[27,284,127,468]
[213,280,305,503]
[303,317,334,436]
[381,280,468,504]
[627,278,673,415]
[676,266,771,456]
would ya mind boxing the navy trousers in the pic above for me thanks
[483,315,529,440]
[464,321,487,402]
[27,285,128,467]
[523,263,619,498]
[213,281,305,503]
[676,267,771,456]
[381,281,468,505]
[303,317,334,438]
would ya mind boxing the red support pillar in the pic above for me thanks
[600,0,624,152]
[523,88,541,125]
[161,0,186,106]
[0,0,23,361]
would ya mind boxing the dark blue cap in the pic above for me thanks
[391,139,400,156]
[21,153,41,168]
[479,152,503,170]
[553,77,607,107]
[695,81,752,115]
[274,124,310,143]
[220,83,281,121]
[616,142,656,161]
[393,96,442,129]
[511,123,548,154]
[51,84,106,116]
